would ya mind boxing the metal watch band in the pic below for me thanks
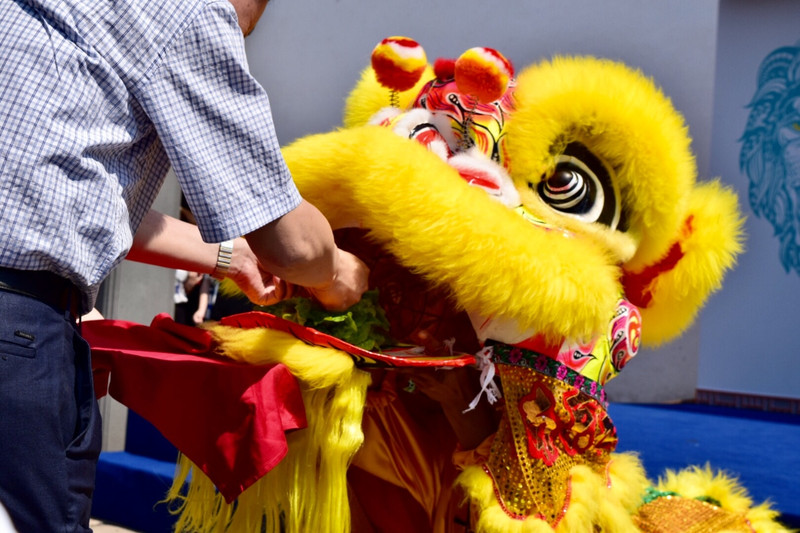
[211,239,234,280]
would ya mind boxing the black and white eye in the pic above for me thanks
[535,143,624,230]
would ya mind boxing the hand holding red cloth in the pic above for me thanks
[83,313,307,502]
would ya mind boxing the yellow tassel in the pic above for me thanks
[164,327,371,533]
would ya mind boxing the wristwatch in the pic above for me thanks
[212,239,234,280]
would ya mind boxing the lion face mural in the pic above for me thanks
[165,38,787,533]
[740,42,800,276]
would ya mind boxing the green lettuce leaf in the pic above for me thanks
[257,289,392,351]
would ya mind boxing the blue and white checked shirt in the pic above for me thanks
[0,0,301,308]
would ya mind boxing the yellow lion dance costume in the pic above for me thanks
[167,38,790,532]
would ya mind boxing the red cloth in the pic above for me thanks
[83,313,307,502]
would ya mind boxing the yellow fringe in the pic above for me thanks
[207,324,356,389]
[555,465,604,533]
[606,453,651,513]
[596,453,650,533]
[164,327,371,533]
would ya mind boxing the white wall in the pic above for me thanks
[245,0,721,402]
[703,0,800,399]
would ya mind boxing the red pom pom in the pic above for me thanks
[433,57,456,80]
[371,36,427,92]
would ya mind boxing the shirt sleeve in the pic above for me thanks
[134,0,301,243]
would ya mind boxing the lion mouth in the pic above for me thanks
[335,227,482,359]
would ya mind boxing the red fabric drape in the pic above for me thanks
[83,313,307,502]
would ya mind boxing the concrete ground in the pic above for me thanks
[91,519,139,532]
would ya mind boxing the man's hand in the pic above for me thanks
[226,237,296,306]
[224,238,369,310]
[308,249,370,311]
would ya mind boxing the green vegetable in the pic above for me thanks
[257,289,392,351]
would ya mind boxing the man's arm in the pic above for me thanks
[243,200,368,310]
[128,207,368,310]
[128,209,290,306]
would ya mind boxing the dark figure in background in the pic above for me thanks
[174,270,214,326]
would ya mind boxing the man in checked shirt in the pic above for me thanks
[0,0,369,530]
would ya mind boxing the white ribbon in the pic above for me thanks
[443,337,456,357]
[463,345,502,413]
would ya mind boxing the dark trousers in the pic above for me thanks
[0,289,101,532]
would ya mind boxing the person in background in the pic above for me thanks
[0,0,369,531]
[174,270,214,326]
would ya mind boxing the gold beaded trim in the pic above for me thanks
[633,495,756,533]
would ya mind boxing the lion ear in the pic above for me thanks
[622,180,744,346]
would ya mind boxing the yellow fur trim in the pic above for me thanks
[283,126,621,344]
[606,453,651,513]
[597,453,651,532]
[456,454,651,533]
[637,180,745,345]
[165,327,370,533]
[507,56,695,270]
[343,65,434,128]
[207,324,355,388]
[555,465,603,532]
[456,466,553,532]
[656,464,791,533]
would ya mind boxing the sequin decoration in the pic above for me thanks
[633,495,756,533]
[484,364,617,525]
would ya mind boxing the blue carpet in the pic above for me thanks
[610,403,800,528]
[93,411,180,532]
[93,404,799,530]
[93,451,178,533]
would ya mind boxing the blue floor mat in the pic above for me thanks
[93,451,179,533]
[610,402,800,528]
[93,403,800,530]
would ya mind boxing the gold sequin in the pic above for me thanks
[633,496,755,532]
[484,365,616,525]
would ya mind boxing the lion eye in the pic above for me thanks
[539,168,592,212]
[537,143,624,231]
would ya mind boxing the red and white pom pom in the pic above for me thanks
[371,36,427,92]
[454,47,514,104]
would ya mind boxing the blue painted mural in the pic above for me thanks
[740,41,800,275]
